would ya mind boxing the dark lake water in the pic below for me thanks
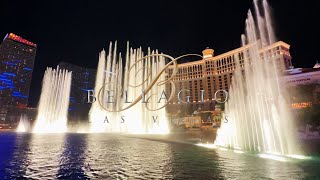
[0,132,320,179]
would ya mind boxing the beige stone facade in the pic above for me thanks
[165,41,292,113]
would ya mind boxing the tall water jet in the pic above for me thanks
[33,67,72,133]
[214,0,299,155]
[89,42,169,134]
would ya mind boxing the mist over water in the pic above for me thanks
[16,115,30,133]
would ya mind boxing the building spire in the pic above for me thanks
[202,47,214,58]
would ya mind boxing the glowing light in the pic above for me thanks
[214,0,299,156]
[76,126,90,134]
[3,72,16,77]
[234,150,244,154]
[7,33,37,47]
[16,121,26,132]
[16,115,30,132]
[291,102,312,109]
[89,42,169,134]
[219,147,228,151]
[12,91,28,98]
[258,154,287,162]
[196,143,216,149]
[33,67,72,133]
[286,154,311,160]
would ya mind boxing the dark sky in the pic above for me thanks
[0,0,319,106]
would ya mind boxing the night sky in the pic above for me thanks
[0,0,319,107]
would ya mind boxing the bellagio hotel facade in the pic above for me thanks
[165,41,292,113]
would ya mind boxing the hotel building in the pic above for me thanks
[58,62,96,122]
[165,41,292,113]
[282,64,320,109]
[0,33,37,124]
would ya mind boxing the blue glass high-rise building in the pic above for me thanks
[0,33,37,125]
[58,62,96,123]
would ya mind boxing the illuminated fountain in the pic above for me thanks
[33,67,72,133]
[89,42,169,134]
[16,114,30,132]
[214,0,299,155]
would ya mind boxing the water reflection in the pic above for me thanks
[2,133,32,179]
[57,134,88,179]
[169,143,223,179]
[85,134,174,179]
[214,148,312,179]
[25,134,65,179]
[1,133,319,179]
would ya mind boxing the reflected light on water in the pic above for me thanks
[197,143,309,162]
[234,150,244,154]
[198,143,309,162]
[2,133,319,179]
[219,147,228,151]
[26,134,65,179]
[258,154,287,162]
[286,154,312,160]
[196,144,244,154]
[196,143,217,149]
